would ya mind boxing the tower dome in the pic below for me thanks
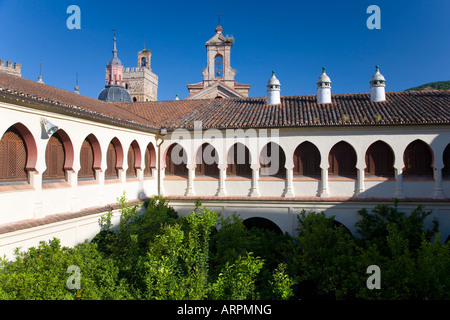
[98,84,132,102]
[370,65,386,102]
[267,71,281,105]
[317,67,332,104]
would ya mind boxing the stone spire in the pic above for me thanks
[37,62,44,84]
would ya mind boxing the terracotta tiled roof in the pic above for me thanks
[0,71,159,132]
[117,91,450,130]
[1,70,449,131]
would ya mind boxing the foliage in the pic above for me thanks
[144,205,218,300]
[294,210,361,299]
[0,238,131,300]
[209,253,264,300]
[1,196,448,300]
[405,80,450,91]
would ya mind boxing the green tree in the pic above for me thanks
[0,238,131,300]
[295,210,361,299]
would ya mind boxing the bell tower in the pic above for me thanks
[123,46,159,102]
[186,23,251,100]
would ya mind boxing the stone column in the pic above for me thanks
[284,166,295,198]
[355,166,365,198]
[185,164,195,196]
[394,167,405,199]
[216,164,227,196]
[433,166,444,199]
[159,168,166,195]
[66,170,79,212]
[29,170,43,219]
[250,164,260,197]
[319,167,330,198]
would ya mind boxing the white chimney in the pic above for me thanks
[317,67,331,104]
[370,65,386,102]
[267,71,281,105]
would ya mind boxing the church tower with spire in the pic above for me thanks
[98,31,132,102]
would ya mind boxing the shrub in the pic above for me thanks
[0,238,131,300]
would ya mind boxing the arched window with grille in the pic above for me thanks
[126,141,141,178]
[227,143,252,177]
[43,132,66,182]
[403,140,433,177]
[293,141,321,177]
[195,143,219,177]
[79,138,95,180]
[165,143,188,177]
[144,142,156,177]
[260,142,286,177]
[365,141,395,177]
[0,126,28,184]
[328,141,357,178]
[79,134,101,181]
[105,138,123,179]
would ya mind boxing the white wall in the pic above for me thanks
[0,100,159,225]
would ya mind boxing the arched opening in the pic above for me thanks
[0,125,30,184]
[165,143,188,177]
[105,138,123,179]
[332,220,353,237]
[144,142,156,177]
[132,97,137,102]
[293,141,321,177]
[328,141,357,178]
[365,140,395,177]
[227,143,252,177]
[442,143,450,178]
[141,57,147,67]
[243,217,283,235]
[260,142,286,177]
[126,144,136,178]
[42,129,73,182]
[215,55,223,78]
[403,140,433,177]
[79,137,95,180]
[195,143,219,177]
[126,140,141,178]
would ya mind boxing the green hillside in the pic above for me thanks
[405,80,450,91]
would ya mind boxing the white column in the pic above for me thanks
[66,170,79,212]
[216,164,227,196]
[355,166,365,198]
[319,167,330,198]
[433,166,444,199]
[250,164,260,197]
[394,167,405,199]
[159,168,166,195]
[29,170,44,219]
[284,166,295,198]
[185,164,195,196]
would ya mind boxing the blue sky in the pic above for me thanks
[0,0,449,101]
